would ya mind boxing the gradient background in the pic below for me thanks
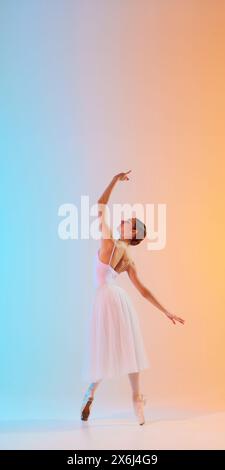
[1,0,225,422]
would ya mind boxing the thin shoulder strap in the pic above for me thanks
[108,240,117,267]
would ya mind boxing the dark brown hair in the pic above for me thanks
[130,218,147,246]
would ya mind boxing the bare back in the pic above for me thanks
[98,239,132,274]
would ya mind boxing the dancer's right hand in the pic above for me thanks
[114,170,132,182]
[165,310,185,325]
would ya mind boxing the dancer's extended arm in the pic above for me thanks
[127,261,185,325]
[97,171,131,240]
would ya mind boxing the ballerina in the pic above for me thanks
[81,170,185,425]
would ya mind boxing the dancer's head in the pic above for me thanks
[119,217,146,245]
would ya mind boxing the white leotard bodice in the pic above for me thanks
[94,241,119,287]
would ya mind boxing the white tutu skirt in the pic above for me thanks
[81,283,150,382]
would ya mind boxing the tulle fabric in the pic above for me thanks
[81,250,150,383]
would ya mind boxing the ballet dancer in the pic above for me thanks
[81,171,185,425]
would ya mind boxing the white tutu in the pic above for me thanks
[81,242,150,382]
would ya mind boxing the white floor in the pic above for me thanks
[0,408,225,450]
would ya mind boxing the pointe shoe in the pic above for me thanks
[80,386,94,421]
[132,393,147,425]
[81,396,94,421]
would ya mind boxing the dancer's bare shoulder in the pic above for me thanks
[114,240,135,273]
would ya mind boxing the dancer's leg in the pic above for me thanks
[86,380,101,398]
[128,372,141,398]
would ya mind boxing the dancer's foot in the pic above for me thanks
[80,385,95,421]
[132,393,147,425]
[81,396,94,421]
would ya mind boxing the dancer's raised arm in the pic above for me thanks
[127,261,185,325]
[97,171,131,240]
